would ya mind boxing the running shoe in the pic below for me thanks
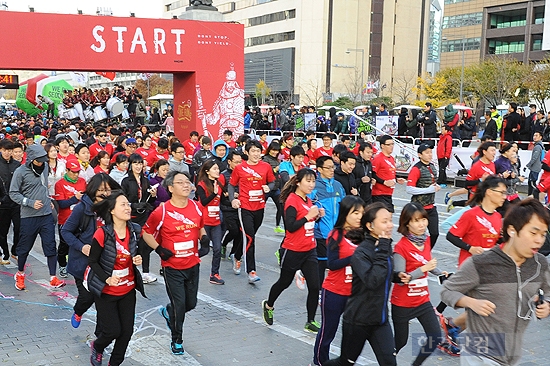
[171,341,185,355]
[248,271,260,284]
[274,249,281,265]
[209,274,225,285]
[274,226,285,234]
[440,184,447,188]
[71,313,82,328]
[90,341,103,366]
[59,266,68,278]
[0,257,10,265]
[304,320,321,333]
[295,270,306,290]
[14,272,25,291]
[446,200,454,213]
[231,254,241,275]
[159,306,171,331]
[262,299,273,325]
[142,272,158,284]
[50,276,66,288]
[437,341,460,356]
[444,192,451,205]
[220,246,227,259]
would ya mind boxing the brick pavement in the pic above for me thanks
[0,186,549,365]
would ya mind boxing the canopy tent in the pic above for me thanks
[148,94,173,113]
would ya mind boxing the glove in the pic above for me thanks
[155,245,174,261]
[198,235,210,258]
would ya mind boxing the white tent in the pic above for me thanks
[148,94,173,113]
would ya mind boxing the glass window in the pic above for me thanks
[443,12,483,29]
[245,31,295,47]
[247,9,296,27]
[441,37,480,52]
[534,8,544,24]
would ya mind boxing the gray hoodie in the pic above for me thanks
[441,246,550,365]
[9,145,53,218]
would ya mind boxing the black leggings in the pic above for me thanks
[267,248,319,322]
[324,321,396,366]
[392,302,441,366]
[266,190,283,226]
[138,236,153,273]
[426,207,439,249]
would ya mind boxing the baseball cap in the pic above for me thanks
[417,143,433,154]
[125,137,137,145]
[66,159,81,172]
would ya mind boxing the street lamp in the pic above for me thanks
[443,35,465,103]
[346,48,365,104]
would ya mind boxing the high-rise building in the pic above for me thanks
[428,0,443,76]
[163,0,431,105]
[441,0,546,69]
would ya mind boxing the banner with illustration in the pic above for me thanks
[375,116,398,135]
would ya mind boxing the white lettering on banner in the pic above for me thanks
[130,27,147,54]
[171,29,186,55]
[112,26,127,53]
[91,25,106,52]
[90,26,186,54]
[154,28,166,54]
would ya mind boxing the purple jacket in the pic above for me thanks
[494,156,512,175]
[149,175,170,208]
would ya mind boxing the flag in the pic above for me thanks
[139,73,153,81]
[95,72,116,80]
[70,72,88,85]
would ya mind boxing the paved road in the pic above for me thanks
[0,185,549,365]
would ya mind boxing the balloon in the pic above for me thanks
[16,75,73,117]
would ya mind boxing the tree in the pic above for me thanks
[342,67,364,103]
[254,79,271,105]
[391,72,417,105]
[523,57,550,112]
[134,74,173,104]
[325,96,355,110]
[466,57,529,107]
[300,79,325,107]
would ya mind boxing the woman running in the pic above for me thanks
[313,195,365,365]
[262,168,325,333]
[87,190,145,366]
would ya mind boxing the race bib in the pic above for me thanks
[304,221,315,236]
[174,240,194,257]
[112,267,129,286]
[249,189,264,202]
[208,206,220,218]
[407,277,429,296]
[344,266,353,283]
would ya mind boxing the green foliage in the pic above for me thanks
[523,57,550,112]
[254,79,271,104]
[325,96,355,110]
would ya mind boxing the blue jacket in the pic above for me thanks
[61,194,97,279]
[308,175,345,241]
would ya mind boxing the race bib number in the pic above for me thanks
[112,267,129,286]
[304,221,315,236]
[407,277,429,297]
[208,206,220,219]
[249,189,264,202]
[345,266,353,283]
[174,240,194,258]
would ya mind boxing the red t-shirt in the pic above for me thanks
[371,152,397,196]
[466,160,496,194]
[225,140,237,149]
[94,165,109,174]
[110,151,130,164]
[449,206,502,266]
[322,230,358,296]
[229,160,275,211]
[541,153,550,181]
[183,139,200,164]
[57,153,76,165]
[89,142,114,160]
[282,193,316,252]
[407,163,436,209]
[136,147,156,167]
[313,147,333,162]
[281,146,291,161]
[143,200,203,270]
[260,140,268,155]
[92,227,135,296]
[54,177,87,225]
[391,236,432,307]
[150,149,170,167]
[197,180,222,226]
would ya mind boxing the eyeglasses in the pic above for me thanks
[319,166,335,170]
[175,150,185,154]
[98,134,107,137]
[173,181,191,186]
[490,189,507,196]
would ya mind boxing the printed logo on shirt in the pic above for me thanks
[476,215,498,235]
[167,211,196,226]
[63,184,80,195]
[242,166,261,179]
[115,240,131,257]
[410,251,428,265]
[481,166,494,175]
[384,159,396,170]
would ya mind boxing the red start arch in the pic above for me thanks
[0,11,244,142]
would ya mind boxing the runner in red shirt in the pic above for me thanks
[229,140,275,283]
[54,159,86,277]
[182,131,200,167]
[148,138,170,168]
[280,134,295,161]
[258,131,269,154]
[89,128,114,160]
[142,171,209,355]
[392,202,445,365]
[312,133,334,161]
[222,129,237,149]
[135,134,156,171]
[371,135,406,212]
[313,196,364,365]
[262,168,325,333]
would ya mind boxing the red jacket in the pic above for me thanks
[437,131,452,159]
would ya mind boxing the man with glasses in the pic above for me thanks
[89,128,114,160]
[110,137,138,164]
[136,134,155,170]
[168,142,189,174]
[371,135,405,212]
[143,171,210,355]
[309,156,345,285]
[313,133,334,161]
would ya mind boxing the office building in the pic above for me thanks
[163,0,431,105]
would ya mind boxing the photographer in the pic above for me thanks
[417,102,437,138]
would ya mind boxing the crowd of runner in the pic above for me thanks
[1,100,550,366]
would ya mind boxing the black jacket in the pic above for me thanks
[0,156,20,209]
[518,114,532,141]
[458,117,476,140]
[121,174,156,225]
[334,167,357,196]
[343,236,397,326]
[352,155,372,203]
[483,118,498,140]
[418,108,437,138]
[503,112,520,141]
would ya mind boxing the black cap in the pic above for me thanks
[490,105,497,110]
[417,143,432,154]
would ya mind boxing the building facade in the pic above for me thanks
[428,0,443,76]
[441,0,546,69]
[163,0,430,105]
